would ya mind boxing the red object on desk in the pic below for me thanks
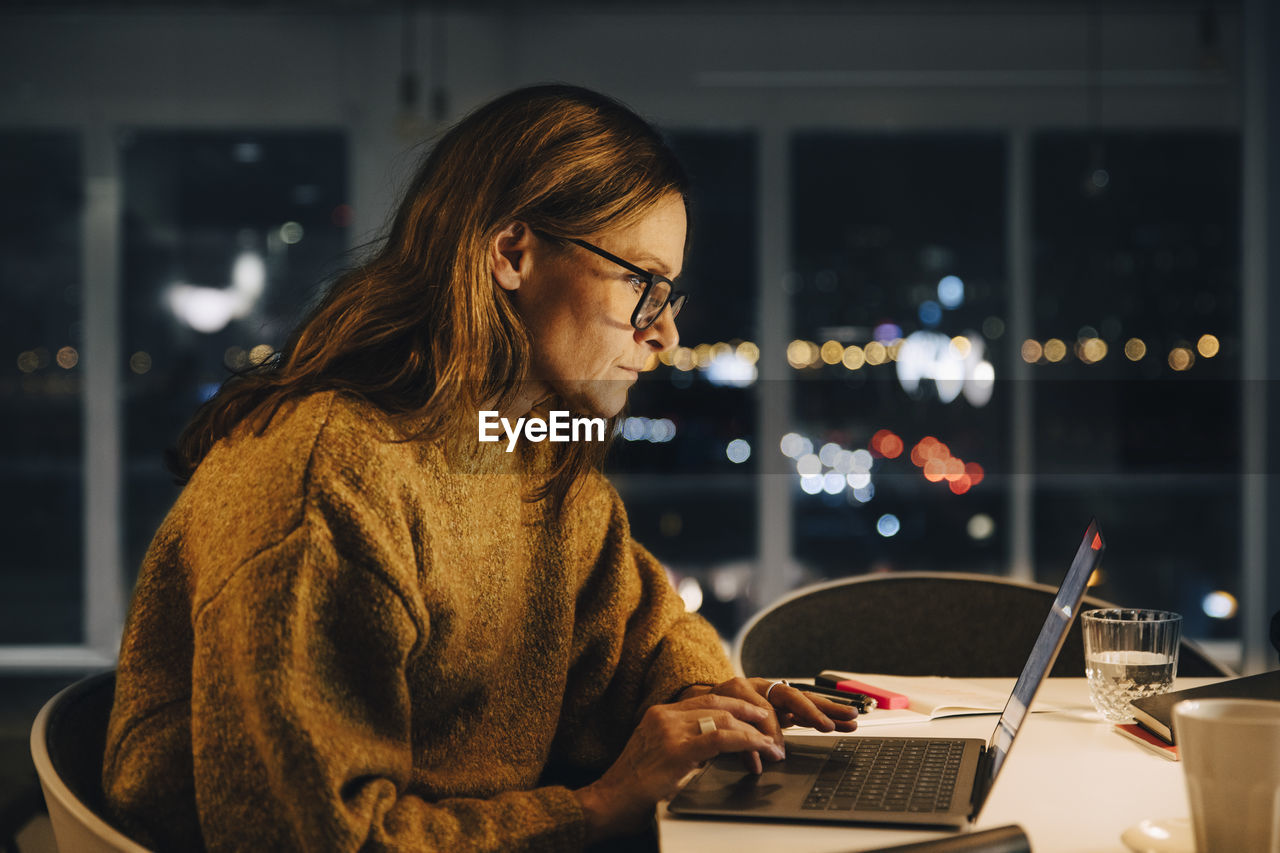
[832,678,910,710]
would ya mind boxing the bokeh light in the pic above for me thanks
[780,432,811,459]
[678,576,703,613]
[1202,590,1237,619]
[279,221,304,244]
[967,513,995,540]
[1169,347,1195,371]
[918,300,943,327]
[796,453,822,477]
[871,429,904,459]
[1079,337,1108,364]
[249,344,274,366]
[787,339,818,369]
[937,275,964,309]
[842,345,866,370]
[818,442,842,468]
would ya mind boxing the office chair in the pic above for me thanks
[29,671,151,853]
[734,572,1235,680]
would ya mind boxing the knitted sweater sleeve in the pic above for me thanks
[549,475,734,771]
[187,502,587,852]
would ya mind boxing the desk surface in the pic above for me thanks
[659,677,1215,853]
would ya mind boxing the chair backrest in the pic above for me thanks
[734,572,1234,680]
[29,671,152,853]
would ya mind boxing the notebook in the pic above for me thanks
[667,520,1106,830]
[1130,669,1280,744]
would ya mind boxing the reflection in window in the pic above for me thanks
[608,131,759,636]
[121,131,349,584]
[1031,132,1241,643]
[0,132,84,643]
[790,134,1008,580]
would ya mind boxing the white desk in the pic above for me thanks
[659,678,1216,853]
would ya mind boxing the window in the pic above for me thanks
[608,130,759,634]
[1031,131,1241,641]
[121,131,349,582]
[789,134,1009,580]
[0,132,84,644]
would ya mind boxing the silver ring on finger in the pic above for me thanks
[697,715,717,735]
[765,679,788,702]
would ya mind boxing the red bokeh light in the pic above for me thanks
[872,429,903,459]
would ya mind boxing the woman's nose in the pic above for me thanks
[641,305,679,352]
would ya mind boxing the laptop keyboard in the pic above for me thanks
[802,738,966,814]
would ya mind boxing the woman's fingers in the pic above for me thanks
[808,695,859,731]
[577,701,781,836]
[678,691,773,725]
[769,685,858,733]
[685,716,783,764]
[704,677,786,748]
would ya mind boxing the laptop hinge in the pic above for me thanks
[968,746,993,820]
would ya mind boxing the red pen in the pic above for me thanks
[815,672,910,710]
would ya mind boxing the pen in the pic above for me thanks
[793,683,877,712]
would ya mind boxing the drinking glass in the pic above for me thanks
[1081,608,1181,723]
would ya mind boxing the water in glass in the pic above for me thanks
[1085,650,1176,722]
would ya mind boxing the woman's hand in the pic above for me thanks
[573,693,782,841]
[680,677,858,773]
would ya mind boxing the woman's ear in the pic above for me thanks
[491,222,531,292]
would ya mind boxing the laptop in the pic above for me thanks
[668,519,1106,830]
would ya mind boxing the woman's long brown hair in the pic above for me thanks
[166,84,689,510]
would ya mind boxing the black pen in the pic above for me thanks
[793,683,877,712]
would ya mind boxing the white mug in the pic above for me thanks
[1174,698,1280,852]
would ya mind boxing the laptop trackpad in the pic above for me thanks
[672,740,829,814]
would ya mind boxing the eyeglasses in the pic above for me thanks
[534,229,687,330]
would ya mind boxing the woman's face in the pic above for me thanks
[493,192,685,418]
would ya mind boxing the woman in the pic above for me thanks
[103,84,855,851]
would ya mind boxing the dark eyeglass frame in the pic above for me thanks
[532,228,687,331]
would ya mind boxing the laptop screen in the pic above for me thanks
[974,520,1105,815]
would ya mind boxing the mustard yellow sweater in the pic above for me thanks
[103,391,732,851]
